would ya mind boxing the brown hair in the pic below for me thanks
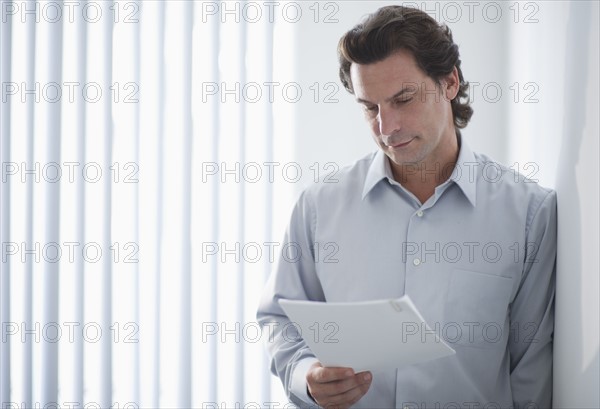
[338,5,473,131]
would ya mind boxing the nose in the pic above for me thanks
[378,106,401,141]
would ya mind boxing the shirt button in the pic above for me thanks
[417,210,424,217]
[413,258,421,266]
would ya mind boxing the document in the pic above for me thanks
[278,295,455,372]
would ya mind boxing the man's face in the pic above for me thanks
[350,49,459,174]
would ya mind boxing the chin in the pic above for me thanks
[390,150,424,166]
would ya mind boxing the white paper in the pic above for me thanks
[278,295,455,372]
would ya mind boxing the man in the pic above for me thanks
[257,5,556,409]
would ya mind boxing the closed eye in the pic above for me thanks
[362,104,379,115]
[394,97,412,105]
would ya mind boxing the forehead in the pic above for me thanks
[349,49,429,102]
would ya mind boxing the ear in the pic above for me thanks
[443,66,460,101]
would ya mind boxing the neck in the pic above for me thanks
[391,132,460,204]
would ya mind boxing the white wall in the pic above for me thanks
[289,1,600,405]
[553,2,600,407]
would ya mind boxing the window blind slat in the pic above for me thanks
[74,1,88,405]
[236,3,247,403]
[262,15,274,402]
[153,2,166,406]
[100,2,114,407]
[0,3,13,405]
[40,0,63,404]
[178,2,193,407]
[22,0,36,406]
[207,2,221,402]
[208,1,221,402]
[132,0,141,404]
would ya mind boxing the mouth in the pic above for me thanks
[388,137,415,149]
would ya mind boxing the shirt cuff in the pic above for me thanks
[290,356,320,406]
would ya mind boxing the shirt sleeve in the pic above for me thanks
[256,190,325,408]
[509,190,557,409]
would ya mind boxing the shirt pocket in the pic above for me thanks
[443,268,514,347]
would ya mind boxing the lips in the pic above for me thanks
[388,137,415,148]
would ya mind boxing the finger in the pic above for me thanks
[322,375,372,408]
[313,373,363,398]
[311,372,372,402]
[355,371,372,382]
[312,366,355,383]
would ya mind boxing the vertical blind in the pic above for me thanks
[0,0,293,407]
[3,0,599,407]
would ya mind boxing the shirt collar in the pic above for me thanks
[449,136,477,207]
[361,149,390,199]
[361,136,478,207]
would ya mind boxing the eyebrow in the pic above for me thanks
[356,86,417,105]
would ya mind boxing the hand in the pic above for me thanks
[306,361,372,409]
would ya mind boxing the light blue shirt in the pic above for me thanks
[257,138,557,409]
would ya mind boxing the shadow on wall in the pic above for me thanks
[554,1,600,408]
